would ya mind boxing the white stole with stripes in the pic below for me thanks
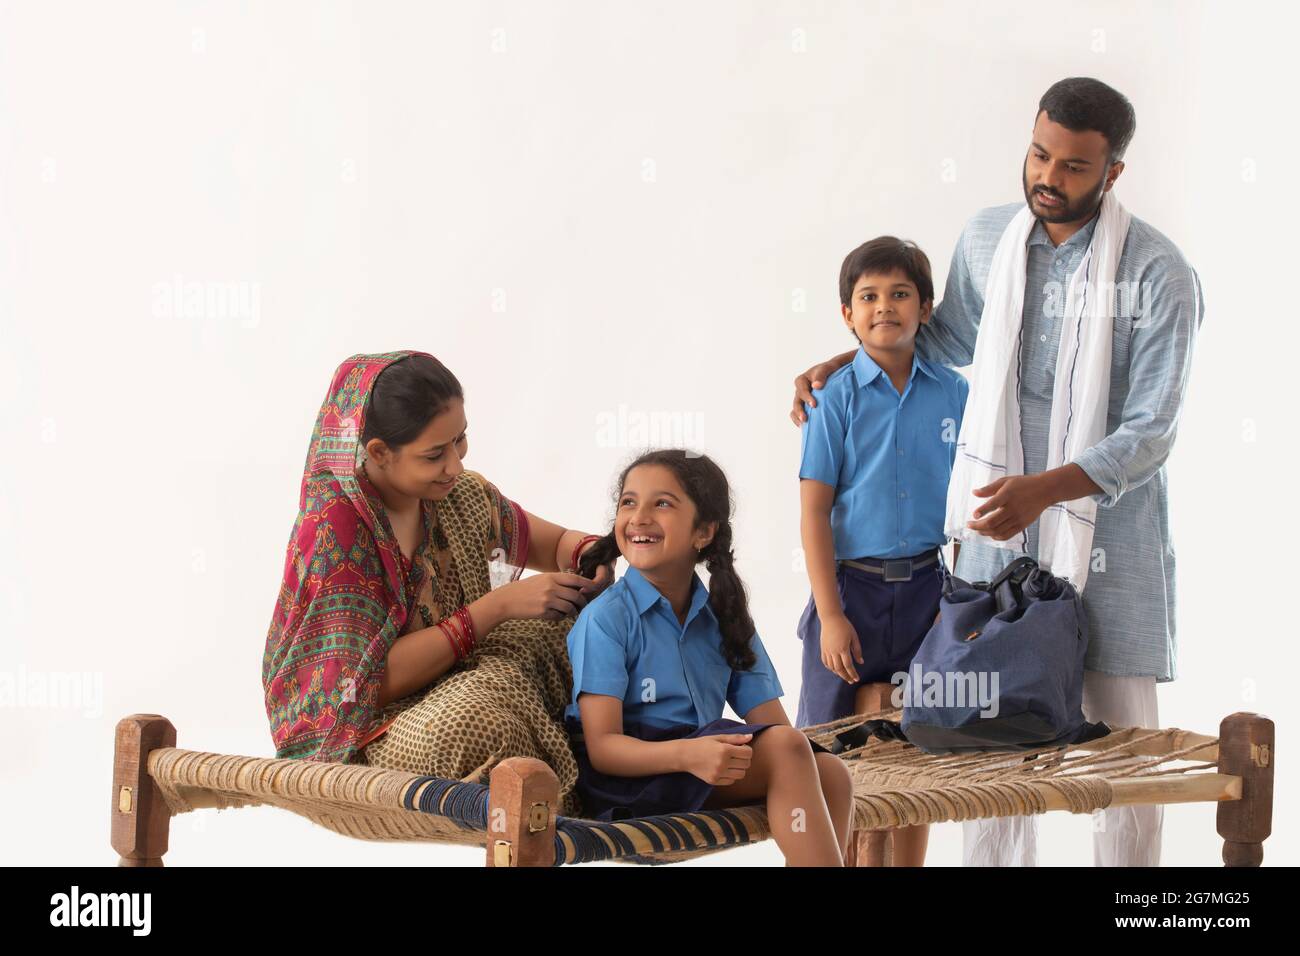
[944,191,1131,591]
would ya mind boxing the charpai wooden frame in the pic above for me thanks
[111,711,1273,866]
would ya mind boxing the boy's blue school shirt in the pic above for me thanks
[565,565,784,731]
[799,346,969,560]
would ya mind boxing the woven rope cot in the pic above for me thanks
[111,709,1274,866]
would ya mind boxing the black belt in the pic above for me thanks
[839,548,940,583]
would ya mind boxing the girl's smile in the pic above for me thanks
[615,464,715,577]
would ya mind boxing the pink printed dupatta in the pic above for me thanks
[261,351,433,763]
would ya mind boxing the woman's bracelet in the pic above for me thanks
[567,533,602,573]
[438,619,467,661]
[438,605,478,662]
[454,606,476,652]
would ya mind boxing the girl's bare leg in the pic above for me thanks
[703,726,843,866]
[852,680,930,866]
[814,751,854,859]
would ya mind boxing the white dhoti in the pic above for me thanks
[961,671,1162,867]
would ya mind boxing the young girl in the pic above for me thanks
[568,449,854,866]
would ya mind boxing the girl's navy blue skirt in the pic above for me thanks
[565,716,831,822]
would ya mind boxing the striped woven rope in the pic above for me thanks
[401,776,489,830]
[394,773,764,864]
[552,807,761,865]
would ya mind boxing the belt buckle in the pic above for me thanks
[882,559,912,583]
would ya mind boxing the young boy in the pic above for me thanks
[795,236,969,865]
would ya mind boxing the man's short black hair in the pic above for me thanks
[1038,77,1136,163]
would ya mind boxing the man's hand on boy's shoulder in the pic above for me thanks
[790,350,856,425]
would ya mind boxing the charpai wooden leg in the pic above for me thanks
[486,757,558,867]
[112,714,176,867]
[1216,711,1274,867]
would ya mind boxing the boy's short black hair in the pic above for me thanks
[839,236,934,308]
[1038,77,1136,163]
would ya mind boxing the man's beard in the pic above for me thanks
[1022,160,1108,225]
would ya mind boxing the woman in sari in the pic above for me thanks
[262,350,614,815]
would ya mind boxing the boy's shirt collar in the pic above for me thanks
[851,346,938,390]
[622,564,716,631]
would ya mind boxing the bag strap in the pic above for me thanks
[986,555,1038,593]
[830,718,907,754]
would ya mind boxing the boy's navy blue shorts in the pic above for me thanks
[795,556,943,729]
[565,716,831,822]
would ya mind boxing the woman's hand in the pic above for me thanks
[497,571,594,621]
[678,734,754,785]
[820,614,863,685]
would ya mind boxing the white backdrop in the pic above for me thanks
[2,0,1293,866]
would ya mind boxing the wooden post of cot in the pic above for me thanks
[486,757,559,867]
[112,714,176,867]
[1216,711,1274,867]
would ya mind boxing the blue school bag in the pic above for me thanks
[834,556,1110,755]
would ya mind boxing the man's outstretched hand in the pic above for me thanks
[965,475,1054,541]
[964,465,1102,541]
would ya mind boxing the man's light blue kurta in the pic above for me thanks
[918,201,1204,681]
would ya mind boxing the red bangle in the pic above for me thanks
[439,619,468,661]
[568,534,601,573]
[438,605,477,662]
[454,606,476,651]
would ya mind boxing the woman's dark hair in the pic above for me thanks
[362,354,464,449]
[1038,77,1136,163]
[579,449,757,671]
[839,236,934,309]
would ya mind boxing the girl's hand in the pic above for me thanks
[820,615,863,685]
[498,572,593,621]
[680,734,753,785]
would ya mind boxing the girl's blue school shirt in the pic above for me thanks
[799,346,969,560]
[565,565,784,731]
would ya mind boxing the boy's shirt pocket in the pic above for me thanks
[908,413,960,486]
